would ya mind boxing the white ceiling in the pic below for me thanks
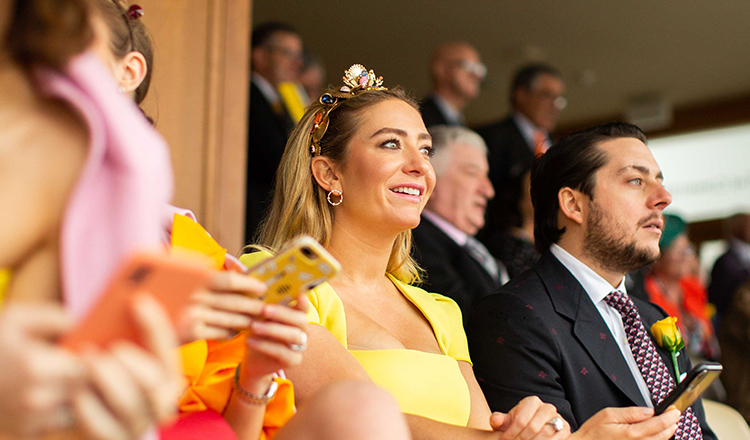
[254,0,750,127]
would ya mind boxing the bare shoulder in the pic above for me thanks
[0,63,88,267]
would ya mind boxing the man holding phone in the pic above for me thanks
[467,123,716,439]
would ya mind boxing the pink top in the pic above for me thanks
[34,53,174,320]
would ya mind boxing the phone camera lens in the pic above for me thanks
[300,247,317,259]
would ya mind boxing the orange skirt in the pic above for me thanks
[179,334,296,440]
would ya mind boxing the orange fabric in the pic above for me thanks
[178,334,296,439]
[644,275,713,340]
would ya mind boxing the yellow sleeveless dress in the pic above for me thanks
[240,252,472,427]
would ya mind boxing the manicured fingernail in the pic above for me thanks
[642,407,653,415]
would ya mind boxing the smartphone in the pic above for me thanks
[62,253,212,352]
[654,362,723,414]
[246,235,341,305]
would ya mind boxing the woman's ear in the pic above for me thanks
[118,51,148,95]
[311,156,341,192]
[558,187,585,226]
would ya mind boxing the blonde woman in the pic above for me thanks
[242,65,682,440]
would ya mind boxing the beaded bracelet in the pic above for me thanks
[233,365,278,405]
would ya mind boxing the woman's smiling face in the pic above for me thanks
[334,98,436,233]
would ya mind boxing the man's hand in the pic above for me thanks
[571,406,680,440]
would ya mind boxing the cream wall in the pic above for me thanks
[139,0,251,254]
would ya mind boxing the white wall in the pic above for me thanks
[650,123,750,222]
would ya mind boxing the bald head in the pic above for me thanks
[430,42,484,110]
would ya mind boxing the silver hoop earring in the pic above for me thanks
[327,190,343,206]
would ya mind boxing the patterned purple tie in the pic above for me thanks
[604,290,702,439]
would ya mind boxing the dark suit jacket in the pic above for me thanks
[475,115,535,186]
[467,252,716,438]
[420,95,453,128]
[246,80,295,243]
[474,116,540,245]
[412,216,500,324]
[709,243,750,318]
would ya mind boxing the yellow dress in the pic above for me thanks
[240,252,472,427]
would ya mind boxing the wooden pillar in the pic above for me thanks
[140,0,251,255]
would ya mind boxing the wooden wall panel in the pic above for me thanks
[138,0,251,254]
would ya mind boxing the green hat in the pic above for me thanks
[660,214,686,250]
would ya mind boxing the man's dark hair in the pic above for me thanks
[531,122,647,252]
[251,21,299,49]
[510,63,561,106]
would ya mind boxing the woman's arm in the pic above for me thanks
[185,271,311,440]
[286,326,566,440]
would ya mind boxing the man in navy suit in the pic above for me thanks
[475,65,564,248]
[467,123,715,439]
[246,22,302,242]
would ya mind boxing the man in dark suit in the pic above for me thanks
[476,64,565,185]
[468,123,715,439]
[709,213,750,324]
[420,42,485,128]
[412,126,508,322]
[246,22,303,242]
[475,65,565,250]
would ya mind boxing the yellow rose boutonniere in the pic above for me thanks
[651,316,685,381]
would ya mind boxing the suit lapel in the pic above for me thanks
[535,253,648,406]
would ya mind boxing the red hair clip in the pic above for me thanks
[127,5,144,19]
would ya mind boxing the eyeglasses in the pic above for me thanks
[457,59,487,80]
[528,89,568,110]
[266,45,303,62]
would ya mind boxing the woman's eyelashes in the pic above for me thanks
[379,138,434,157]
[380,138,400,150]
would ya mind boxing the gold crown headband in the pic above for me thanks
[310,64,388,155]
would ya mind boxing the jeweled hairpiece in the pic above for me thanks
[310,64,388,155]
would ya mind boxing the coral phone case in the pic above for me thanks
[61,253,212,351]
[246,236,341,305]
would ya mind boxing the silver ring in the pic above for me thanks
[546,416,564,432]
[289,332,308,352]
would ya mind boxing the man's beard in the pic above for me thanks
[582,200,661,275]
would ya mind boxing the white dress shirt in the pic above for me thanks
[251,72,281,106]
[550,244,654,406]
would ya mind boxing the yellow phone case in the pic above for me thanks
[248,236,341,305]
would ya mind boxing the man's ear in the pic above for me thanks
[558,187,585,226]
[311,156,341,193]
[118,51,148,95]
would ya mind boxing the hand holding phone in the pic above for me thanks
[654,362,722,414]
[61,253,212,351]
[245,235,341,305]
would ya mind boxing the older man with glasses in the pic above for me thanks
[246,22,304,242]
[420,42,486,128]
